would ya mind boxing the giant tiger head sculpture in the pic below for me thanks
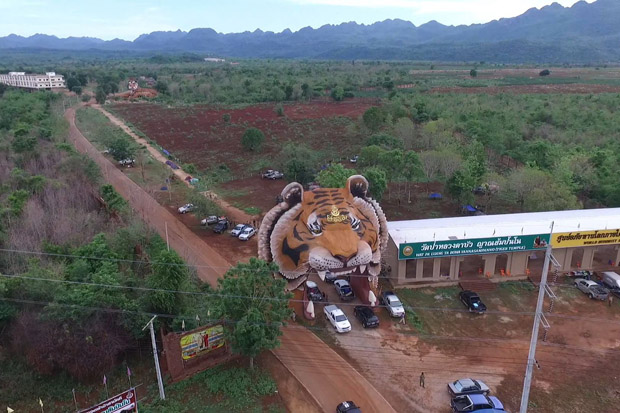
[258,175,389,306]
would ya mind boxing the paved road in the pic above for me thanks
[67,105,397,413]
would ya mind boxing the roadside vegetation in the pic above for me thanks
[0,89,284,411]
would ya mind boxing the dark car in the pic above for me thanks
[354,306,379,328]
[459,290,487,314]
[306,280,326,302]
[336,401,362,413]
[212,219,229,234]
[334,279,355,301]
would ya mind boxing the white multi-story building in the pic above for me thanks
[0,72,65,89]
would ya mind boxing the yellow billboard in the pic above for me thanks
[553,229,620,248]
[180,324,225,360]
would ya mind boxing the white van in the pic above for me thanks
[602,272,620,290]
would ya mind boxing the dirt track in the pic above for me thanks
[67,105,398,413]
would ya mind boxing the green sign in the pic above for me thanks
[398,234,550,260]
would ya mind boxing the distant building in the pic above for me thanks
[0,72,65,89]
[204,57,225,62]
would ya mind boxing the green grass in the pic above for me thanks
[244,206,261,215]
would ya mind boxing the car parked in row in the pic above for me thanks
[354,306,379,328]
[334,279,355,301]
[448,378,490,397]
[324,305,351,333]
[238,226,256,241]
[119,158,135,167]
[231,224,248,237]
[567,269,593,279]
[380,291,405,318]
[574,278,609,300]
[201,215,222,226]
[459,290,487,314]
[212,219,229,234]
[177,203,194,214]
[306,280,326,302]
[451,394,505,412]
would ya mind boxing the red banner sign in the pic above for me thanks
[80,388,137,413]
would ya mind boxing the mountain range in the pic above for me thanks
[1,0,619,63]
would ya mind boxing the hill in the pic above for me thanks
[1,0,619,63]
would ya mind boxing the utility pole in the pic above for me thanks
[519,222,554,413]
[142,315,166,400]
[165,222,170,251]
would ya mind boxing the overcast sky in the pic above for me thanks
[0,0,594,40]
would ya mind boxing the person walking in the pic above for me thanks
[399,312,406,324]
[419,372,425,388]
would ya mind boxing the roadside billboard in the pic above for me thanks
[552,229,620,248]
[398,234,550,260]
[180,324,225,361]
[79,388,136,413]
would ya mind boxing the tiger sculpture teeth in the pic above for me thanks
[258,175,389,309]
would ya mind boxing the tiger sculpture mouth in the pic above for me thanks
[258,175,389,313]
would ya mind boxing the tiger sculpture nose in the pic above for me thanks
[334,254,356,266]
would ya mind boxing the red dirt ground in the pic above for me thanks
[430,83,620,94]
[110,98,377,174]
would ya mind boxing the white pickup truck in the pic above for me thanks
[324,305,351,333]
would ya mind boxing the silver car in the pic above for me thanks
[574,278,609,300]
[448,378,490,397]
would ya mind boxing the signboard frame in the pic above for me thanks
[79,388,137,413]
[398,234,551,260]
[180,323,225,361]
[552,229,620,248]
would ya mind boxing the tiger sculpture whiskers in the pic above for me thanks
[258,175,389,309]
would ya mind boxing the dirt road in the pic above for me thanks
[68,105,398,413]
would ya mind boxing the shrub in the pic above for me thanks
[539,69,551,77]
[241,127,265,152]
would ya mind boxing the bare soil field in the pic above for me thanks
[110,98,377,174]
[430,83,620,95]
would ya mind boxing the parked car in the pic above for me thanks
[451,394,505,412]
[567,270,593,279]
[336,401,362,413]
[212,219,229,234]
[601,271,620,290]
[231,224,248,237]
[334,279,355,301]
[201,215,221,226]
[574,278,609,300]
[177,203,194,214]
[262,169,284,179]
[448,379,490,397]
[349,155,359,163]
[380,291,405,318]
[306,280,326,302]
[238,226,256,241]
[324,270,338,283]
[459,290,487,314]
[354,306,379,328]
[119,158,135,167]
[324,305,351,333]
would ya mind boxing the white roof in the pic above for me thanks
[388,208,620,245]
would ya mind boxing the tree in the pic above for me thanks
[419,151,442,192]
[331,86,345,102]
[284,85,294,100]
[241,127,265,152]
[108,136,135,161]
[95,87,106,104]
[215,258,291,369]
[446,170,475,205]
[301,83,310,100]
[316,164,356,188]
[363,166,387,201]
[366,133,403,150]
[359,145,384,168]
[155,80,169,94]
[403,150,423,203]
[363,107,387,132]
[189,191,222,217]
[66,77,81,91]
[539,69,551,77]
[279,142,319,185]
[470,69,478,78]
[147,250,190,317]
[393,117,416,149]
[100,184,128,214]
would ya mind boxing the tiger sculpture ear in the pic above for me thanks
[347,175,369,198]
[281,182,304,206]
